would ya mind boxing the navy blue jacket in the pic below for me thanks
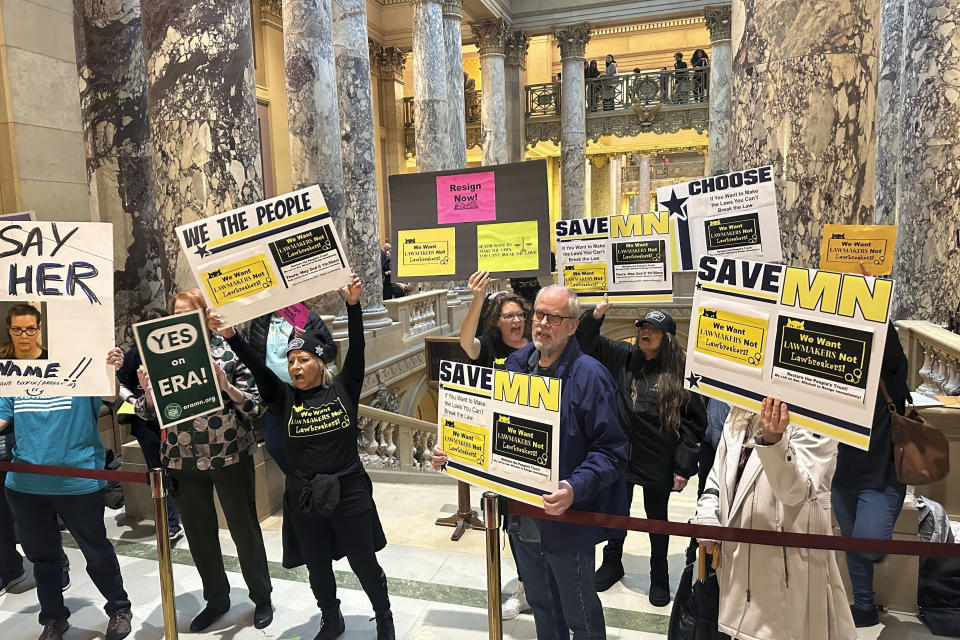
[504,337,629,553]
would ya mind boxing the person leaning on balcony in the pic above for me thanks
[691,48,709,101]
[586,59,601,110]
[209,275,396,640]
[602,54,618,110]
[694,398,856,640]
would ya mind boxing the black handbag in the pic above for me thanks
[667,543,729,640]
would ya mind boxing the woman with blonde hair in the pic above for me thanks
[694,398,855,640]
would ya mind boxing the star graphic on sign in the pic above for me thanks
[193,244,211,258]
[686,372,702,389]
[659,189,688,219]
[695,282,703,290]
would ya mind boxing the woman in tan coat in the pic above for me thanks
[695,398,856,640]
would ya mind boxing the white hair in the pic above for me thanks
[535,285,580,318]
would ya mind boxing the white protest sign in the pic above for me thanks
[176,186,351,326]
[0,221,114,397]
[556,211,673,303]
[684,255,894,449]
[438,360,561,506]
[658,166,781,270]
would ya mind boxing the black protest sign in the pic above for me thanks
[493,412,552,470]
[134,310,223,428]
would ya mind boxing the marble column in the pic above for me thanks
[730,0,881,268]
[504,30,529,163]
[589,155,610,217]
[141,0,262,295]
[332,0,389,325]
[638,154,651,213]
[412,0,451,172]
[705,5,732,176]
[472,20,509,166]
[609,155,620,216]
[374,46,407,232]
[443,0,466,168]
[891,0,960,321]
[872,0,905,226]
[73,0,164,348]
[554,23,591,220]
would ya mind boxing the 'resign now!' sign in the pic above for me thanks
[133,309,223,428]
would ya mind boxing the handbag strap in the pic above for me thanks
[878,379,898,414]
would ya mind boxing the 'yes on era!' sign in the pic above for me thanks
[684,255,894,450]
[134,310,222,428]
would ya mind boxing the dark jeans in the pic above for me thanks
[169,457,272,607]
[511,535,605,639]
[832,483,906,611]
[697,442,717,499]
[131,422,180,530]
[260,408,290,475]
[0,471,23,581]
[607,483,671,583]
[6,487,130,624]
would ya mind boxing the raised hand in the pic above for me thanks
[759,397,789,444]
[593,293,612,319]
[206,308,236,339]
[467,270,490,299]
[105,348,123,369]
[339,273,362,305]
[137,367,155,409]
[430,443,448,470]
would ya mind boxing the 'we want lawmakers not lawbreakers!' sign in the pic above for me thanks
[177,186,351,326]
[658,166,781,271]
[134,310,223,428]
[684,256,894,450]
[438,360,560,506]
[388,160,551,282]
[556,211,673,303]
[0,220,114,397]
[819,224,898,276]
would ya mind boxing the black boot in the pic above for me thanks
[313,604,345,640]
[374,610,395,640]
[594,541,625,592]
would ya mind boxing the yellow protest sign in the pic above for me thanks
[202,254,276,305]
[819,224,897,275]
[695,307,767,369]
[476,221,539,272]
[562,263,608,292]
[397,227,456,277]
[441,418,488,468]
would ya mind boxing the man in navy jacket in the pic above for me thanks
[503,285,628,639]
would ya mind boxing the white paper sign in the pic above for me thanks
[176,186,351,326]
[658,166,781,270]
[684,255,894,450]
[438,360,561,506]
[0,221,114,397]
[556,211,673,303]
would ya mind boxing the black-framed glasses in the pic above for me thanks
[533,310,573,326]
[501,312,527,321]
[10,327,38,336]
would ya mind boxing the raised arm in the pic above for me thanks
[459,270,489,360]
[207,309,285,407]
[336,274,365,403]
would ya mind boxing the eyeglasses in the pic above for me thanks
[533,310,573,326]
[500,312,526,321]
[10,327,38,336]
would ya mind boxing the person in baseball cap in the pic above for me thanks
[634,310,677,336]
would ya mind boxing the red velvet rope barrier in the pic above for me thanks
[507,500,960,558]
[0,461,148,485]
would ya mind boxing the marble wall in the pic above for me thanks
[873,0,904,226]
[730,0,881,268]
[443,0,467,169]
[74,0,164,347]
[141,0,263,296]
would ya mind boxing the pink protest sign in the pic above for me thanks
[279,303,310,329]
[436,171,496,224]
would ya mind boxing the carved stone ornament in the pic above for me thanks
[375,45,407,81]
[261,0,282,22]
[442,0,463,19]
[553,22,591,60]
[524,106,709,147]
[471,19,509,57]
[589,154,610,168]
[504,31,529,67]
[704,5,732,42]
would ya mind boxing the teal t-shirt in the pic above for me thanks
[0,396,106,495]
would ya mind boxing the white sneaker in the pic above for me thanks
[502,583,530,620]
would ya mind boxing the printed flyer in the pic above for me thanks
[657,166,781,270]
[683,255,894,449]
[819,224,897,275]
[176,185,351,326]
[437,360,561,505]
[556,211,673,303]
[0,220,115,397]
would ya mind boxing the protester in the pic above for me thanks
[695,398,856,639]
[116,308,183,542]
[578,298,706,606]
[209,274,396,640]
[456,270,532,620]
[381,244,395,300]
[0,303,47,359]
[434,285,629,639]
[2,348,132,640]
[602,54,618,110]
[831,326,911,627]
[245,307,336,474]
[136,289,273,632]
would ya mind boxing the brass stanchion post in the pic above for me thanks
[481,492,502,640]
[149,469,179,640]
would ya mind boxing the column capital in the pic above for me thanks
[410,0,444,5]
[553,22,591,60]
[704,5,732,42]
[373,45,407,82]
[368,39,381,76]
[504,31,529,68]
[442,0,463,19]
[471,19,509,58]
[261,0,282,23]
